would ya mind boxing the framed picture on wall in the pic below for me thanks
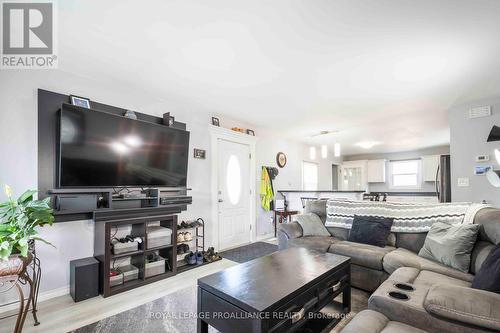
[70,95,91,109]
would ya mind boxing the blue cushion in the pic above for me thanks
[472,243,500,293]
[348,215,394,247]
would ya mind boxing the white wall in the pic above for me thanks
[0,70,338,303]
[449,97,500,206]
[0,70,216,304]
[254,134,342,237]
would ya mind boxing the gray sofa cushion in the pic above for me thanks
[388,266,470,288]
[326,226,350,240]
[474,207,500,244]
[278,221,303,239]
[424,284,500,331]
[295,213,330,237]
[369,268,485,333]
[395,232,427,253]
[304,200,327,222]
[351,264,389,292]
[287,236,339,252]
[418,222,480,272]
[383,248,473,282]
[340,309,428,333]
[329,241,396,270]
[470,240,496,274]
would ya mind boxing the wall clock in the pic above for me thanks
[276,152,287,168]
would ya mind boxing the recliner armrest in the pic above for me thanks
[424,284,500,331]
[278,221,303,239]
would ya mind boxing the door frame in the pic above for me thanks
[209,125,258,251]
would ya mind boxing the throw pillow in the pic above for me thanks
[418,222,480,272]
[295,213,330,237]
[348,215,394,247]
[472,243,500,293]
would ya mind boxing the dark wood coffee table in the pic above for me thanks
[197,247,351,333]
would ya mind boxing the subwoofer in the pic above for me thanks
[70,257,99,302]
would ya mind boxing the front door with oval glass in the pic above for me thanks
[217,139,251,250]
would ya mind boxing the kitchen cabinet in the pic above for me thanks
[367,159,386,183]
[340,160,367,191]
[422,155,440,182]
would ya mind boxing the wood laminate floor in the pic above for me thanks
[0,259,237,333]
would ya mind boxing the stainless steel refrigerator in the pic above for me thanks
[436,155,451,203]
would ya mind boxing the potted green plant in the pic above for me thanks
[0,185,54,263]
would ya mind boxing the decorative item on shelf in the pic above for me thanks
[246,129,255,136]
[69,95,91,109]
[276,152,287,168]
[0,185,54,330]
[123,110,138,120]
[211,117,220,126]
[231,127,246,133]
[194,148,206,159]
[162,112,175,127]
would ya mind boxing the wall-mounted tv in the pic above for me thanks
[58,106,190,187]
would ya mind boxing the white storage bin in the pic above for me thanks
[112,240,138,255]
[110,273,123,287]
[147,226,172,249]
[120,264,139,282]
[145,256,166,278]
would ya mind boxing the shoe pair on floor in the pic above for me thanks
[203,247,222,263]
[177,243,190,255]
[177,231,192,242]
[184,251,203,265]
[178,218,204,230]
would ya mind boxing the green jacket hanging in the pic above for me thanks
[260,166,274,211]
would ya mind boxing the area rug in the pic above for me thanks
[72,285,369,333]
[219,241,278,263]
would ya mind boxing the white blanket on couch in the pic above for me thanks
[325,200,489,233]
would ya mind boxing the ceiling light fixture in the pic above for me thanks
[356,141,380,149]
[309,146,316,160]
[334,143,341,157]
[321,145,328,159]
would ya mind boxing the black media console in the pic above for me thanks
[38,89,195,296]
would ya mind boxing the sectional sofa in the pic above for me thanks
[278,200,500,333]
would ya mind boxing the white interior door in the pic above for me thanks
[217,139,251,250]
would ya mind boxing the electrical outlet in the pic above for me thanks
[457,177,470,187]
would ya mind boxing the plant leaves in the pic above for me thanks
[17,189,37,204]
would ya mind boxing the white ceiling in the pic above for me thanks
[58,0,500,155]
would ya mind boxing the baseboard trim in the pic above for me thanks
[256,233,274,241]
[0,285,69,314]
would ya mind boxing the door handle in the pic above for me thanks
[218,199,224,203]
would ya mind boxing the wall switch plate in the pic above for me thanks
[457,177,470,187]
[476,155,490,162]
[469,106,491,119]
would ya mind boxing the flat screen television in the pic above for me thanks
[58,106,190,187]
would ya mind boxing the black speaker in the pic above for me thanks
[56,194,97,212]
[70,257,99,302]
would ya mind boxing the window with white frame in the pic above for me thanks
[302,161,319,190]
[389,159,421,188]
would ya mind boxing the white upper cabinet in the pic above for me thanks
[422,155,440,182]
[367,159,386,183]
